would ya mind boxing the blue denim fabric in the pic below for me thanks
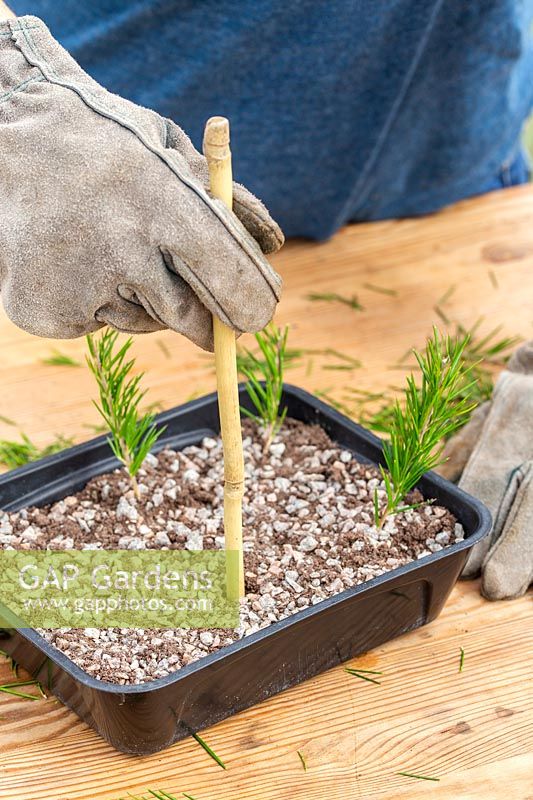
[11,0,533,239]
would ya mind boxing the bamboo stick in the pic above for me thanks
[0,2,16,20]
[203,117,245,599]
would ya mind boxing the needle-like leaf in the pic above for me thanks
[86,329,165,499]
[0,433,73,469]
[345,668,381,685]
[362,283,397,297]
[307,292,364,311]
[373,328,477,528]
[41,349,82,367]
[240,324,289,449]
[0,681,42,700]
[191,731,226,770]
[398,772,440,782]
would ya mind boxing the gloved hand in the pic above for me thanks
[0,17,283,350]
[439,341,533,600]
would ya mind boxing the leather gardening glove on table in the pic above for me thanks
[0,17,283,350]
[439,341,533,600]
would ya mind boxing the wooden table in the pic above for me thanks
[0,186,532,800]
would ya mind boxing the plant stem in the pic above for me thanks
[130,473,140,501]
[264,424,275,453]
[94,349,138,495]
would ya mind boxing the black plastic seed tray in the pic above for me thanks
[0,385,491,754]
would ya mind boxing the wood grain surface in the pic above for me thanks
[0,186,532,800]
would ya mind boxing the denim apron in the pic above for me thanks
[11,0,533,239]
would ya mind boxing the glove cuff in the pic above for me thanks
[0,16,168,152]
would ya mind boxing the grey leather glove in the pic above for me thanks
[0,17,283,350]
[439,341,533,600]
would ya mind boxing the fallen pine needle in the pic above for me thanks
[297,750,307,771]
[322,363,361,372]
[192,732,226,769]
[34,655,53,691]
[306,292,364,311]
[345,667,381,685]
[321,348,361,366]
[0,684,42,701]
[185,390,202,403]
[362,282,397,297]
[488,269,499,289]
[433,305,450,325]
[183,794,197,800]
[314,389,354,418]
[344,388,384,400]
[396,348,413,365]
[0,660,47,699]
[41,349,81,367]
[459,646,465,672]
[398,772,440,782]
[83,422,109,434]
[438,285,456,305]
[0,680,42,690]
[0,433,74,470]
[36,681,48,699]
[156,339,172,359]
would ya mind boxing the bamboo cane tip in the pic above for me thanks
[205,116,229,143]
[203,116,230,157]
